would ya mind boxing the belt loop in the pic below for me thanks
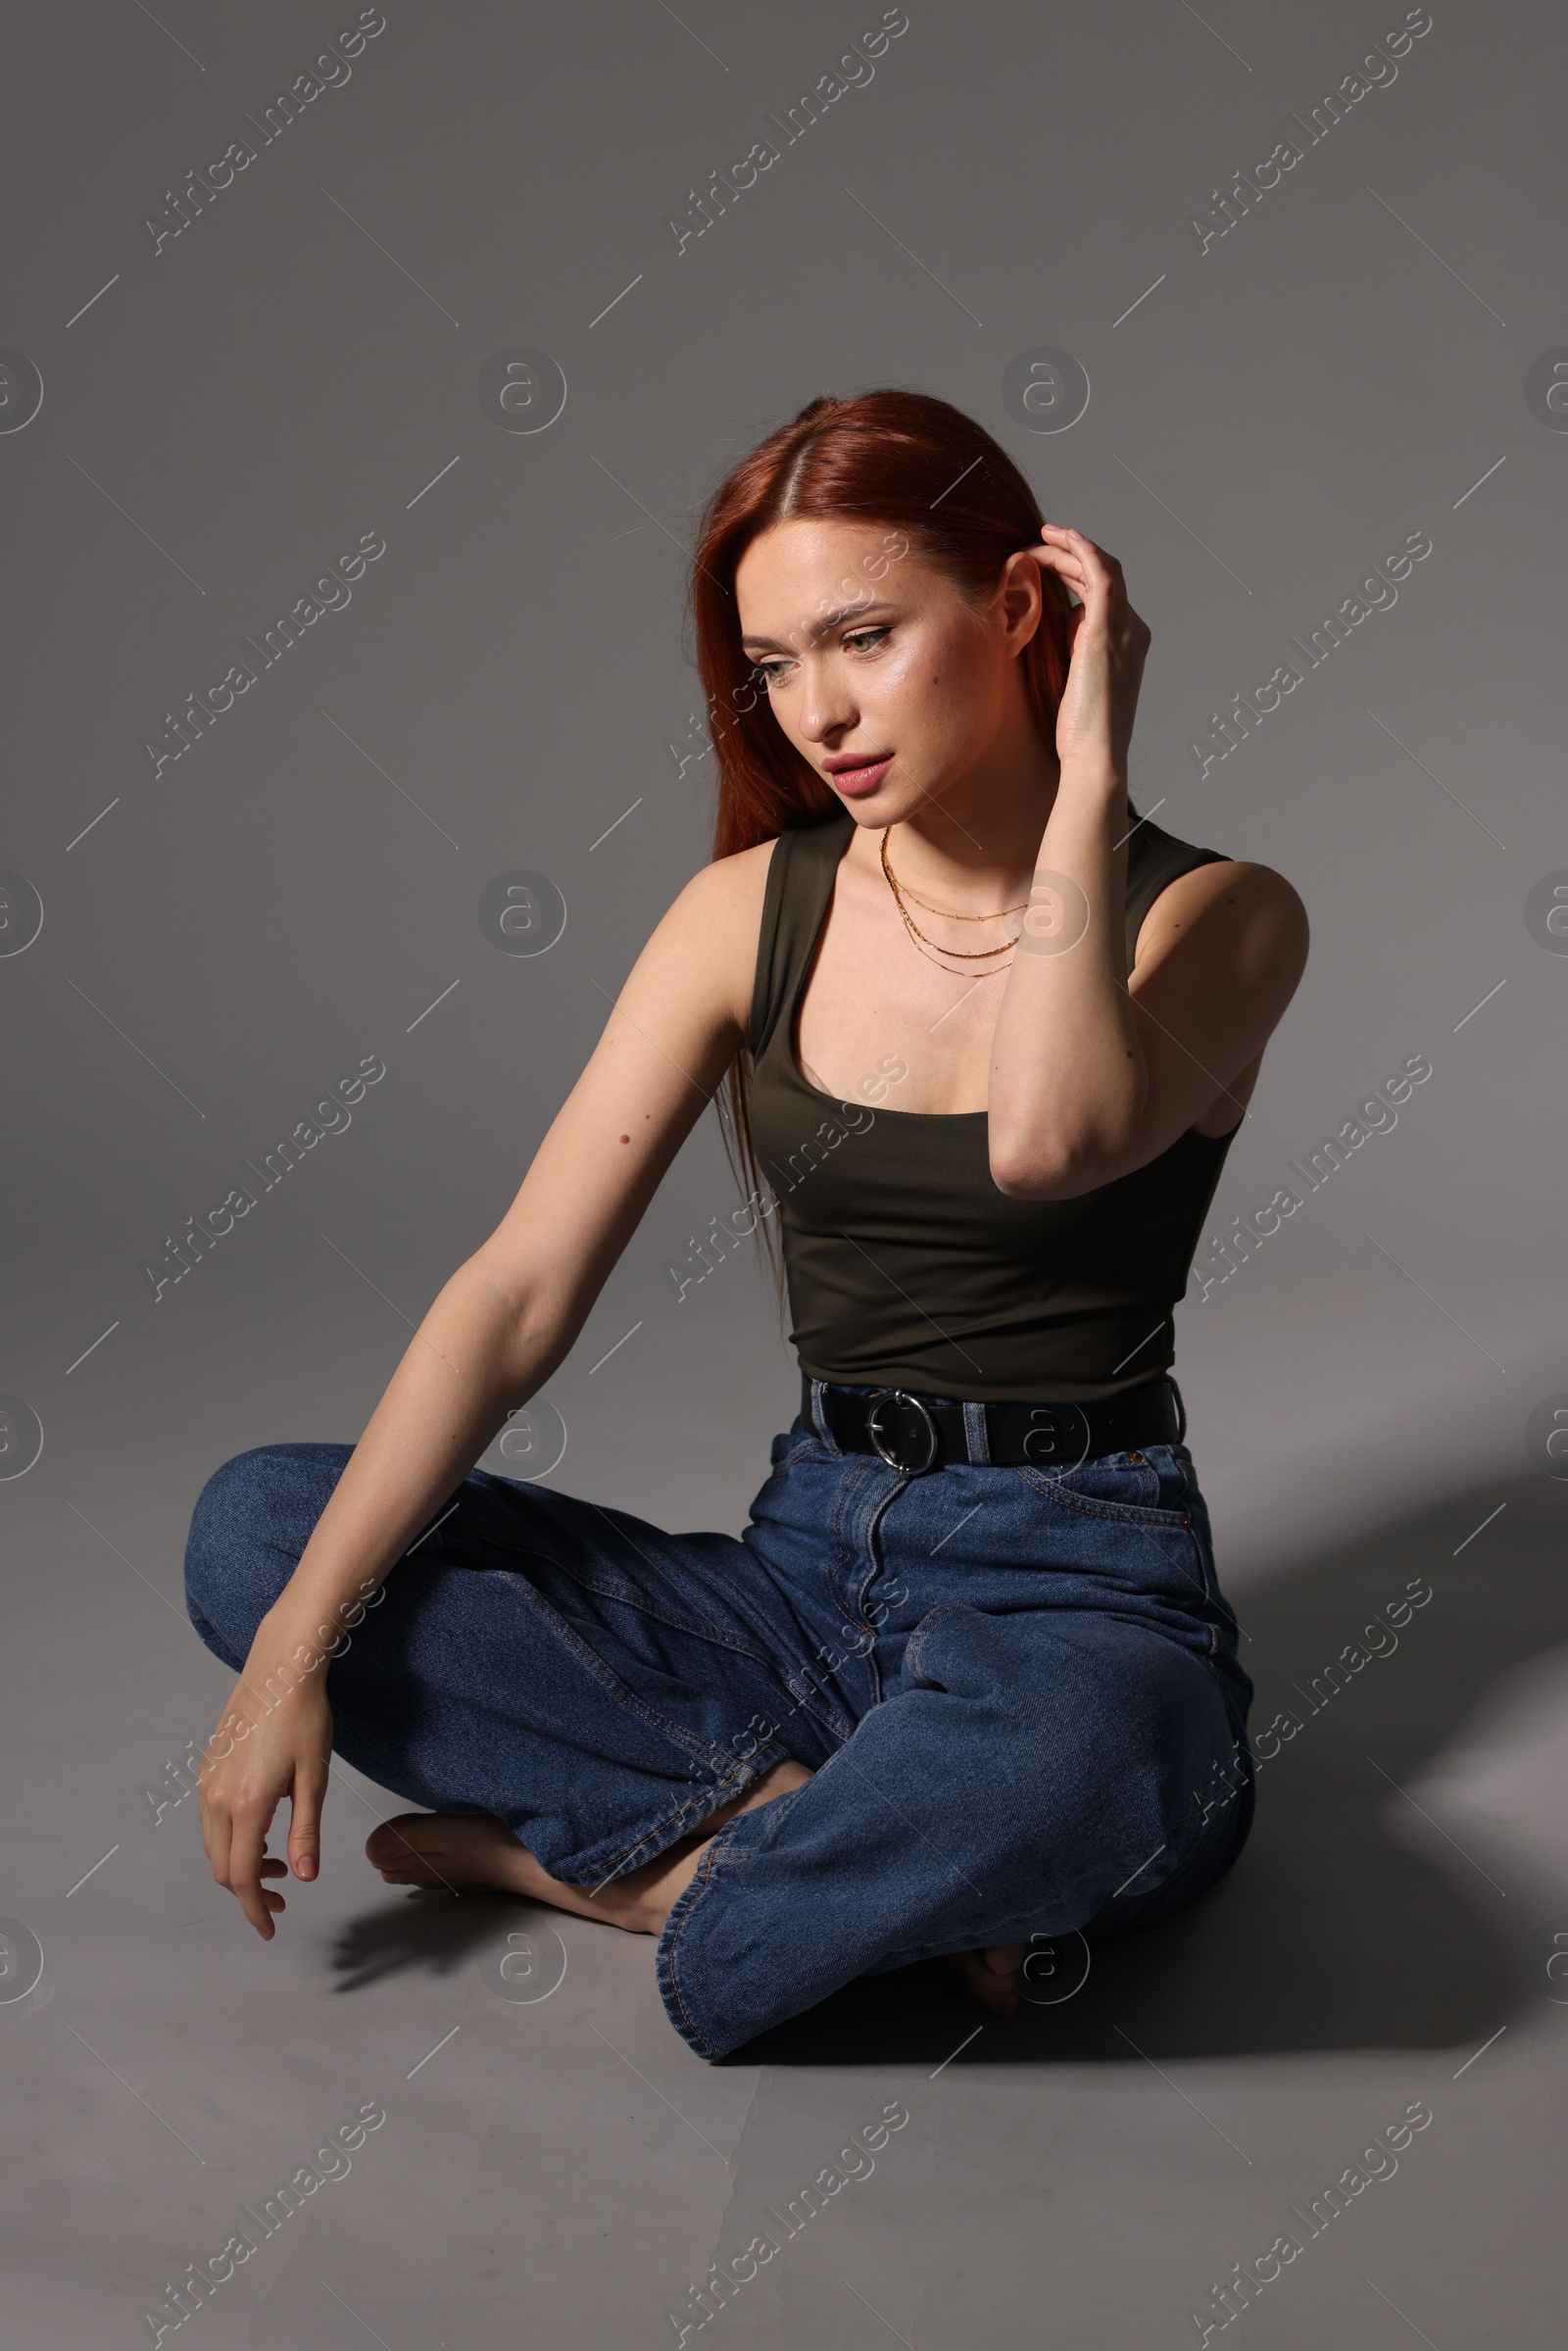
[1169,1376,1188,1445]
[809,1378,835,1447]
[961,1399,992,1466]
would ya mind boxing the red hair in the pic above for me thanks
[682,386,1104,1284]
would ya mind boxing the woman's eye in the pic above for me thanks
[844,628,891,655]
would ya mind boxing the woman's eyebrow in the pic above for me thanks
[740,599,899,652]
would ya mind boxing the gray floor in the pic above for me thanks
[7,1249,1567,2346]
[5,0,1566,2340]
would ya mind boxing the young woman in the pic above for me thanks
[185,389,1308,2061]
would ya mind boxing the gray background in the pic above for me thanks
[3,1,1565,2343]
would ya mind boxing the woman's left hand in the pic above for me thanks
[1026,523,1152,776]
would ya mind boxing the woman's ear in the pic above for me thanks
[1001,550,1048,653]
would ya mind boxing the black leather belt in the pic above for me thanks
[803,1371,1185,1476]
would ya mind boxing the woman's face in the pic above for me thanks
[733,516,1044,821]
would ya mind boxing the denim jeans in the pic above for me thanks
[183,1383,1255,2060]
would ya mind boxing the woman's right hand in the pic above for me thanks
[198,1621,334,1937]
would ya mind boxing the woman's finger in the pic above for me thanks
[287,1742,330,1883]
[1029,553,1110,622]
[205,1794,233,1894]
[1037,526,1125,606]
[1026,542,1093,595]
[227,1806,279,1936]
[1044,522,1121,579]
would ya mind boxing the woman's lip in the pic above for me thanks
[825,756,893,795]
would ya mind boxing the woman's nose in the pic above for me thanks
[798,662,858,742]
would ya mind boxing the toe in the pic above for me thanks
[943,1946,1025,2016]
[367,1814,427,1863]
[970,1968,1018,2017]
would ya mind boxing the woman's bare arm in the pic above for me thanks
[986,523,1308,1198]
[990,841,1308,1200]
[198,840,775,1934]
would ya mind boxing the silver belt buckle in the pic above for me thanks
[865,1389,939,1475]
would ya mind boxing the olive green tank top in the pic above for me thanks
[747,805,1241,1403]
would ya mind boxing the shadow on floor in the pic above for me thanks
[329,1460,1568,2065]
[328,1886,521,1993]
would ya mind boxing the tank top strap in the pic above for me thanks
[1122,814,1231,974]
[749,808,855,1059]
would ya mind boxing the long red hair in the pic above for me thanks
[683,386,1112,1286]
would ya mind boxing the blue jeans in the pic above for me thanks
[183,1384,1255,2060]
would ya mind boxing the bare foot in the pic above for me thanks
[943,1943,1027,2016]
[365,1811,551,1901]
[365,1759,815,1935]
[368,1779,1026,2018]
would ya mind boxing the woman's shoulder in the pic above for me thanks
[1132,835,1307,978]
[642,837,784,1040]
[672,808,851,922]
[662,816,856,1041]
[715,833,784,888]
[668,834,780,930]
[1130,810,1299,912]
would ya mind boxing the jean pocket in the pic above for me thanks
[1017,1443,1195,1529]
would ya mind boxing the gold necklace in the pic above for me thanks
[891,858,1031,922]
[879,828,1021,968]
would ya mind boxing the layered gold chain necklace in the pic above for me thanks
[878,826,1026,973]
